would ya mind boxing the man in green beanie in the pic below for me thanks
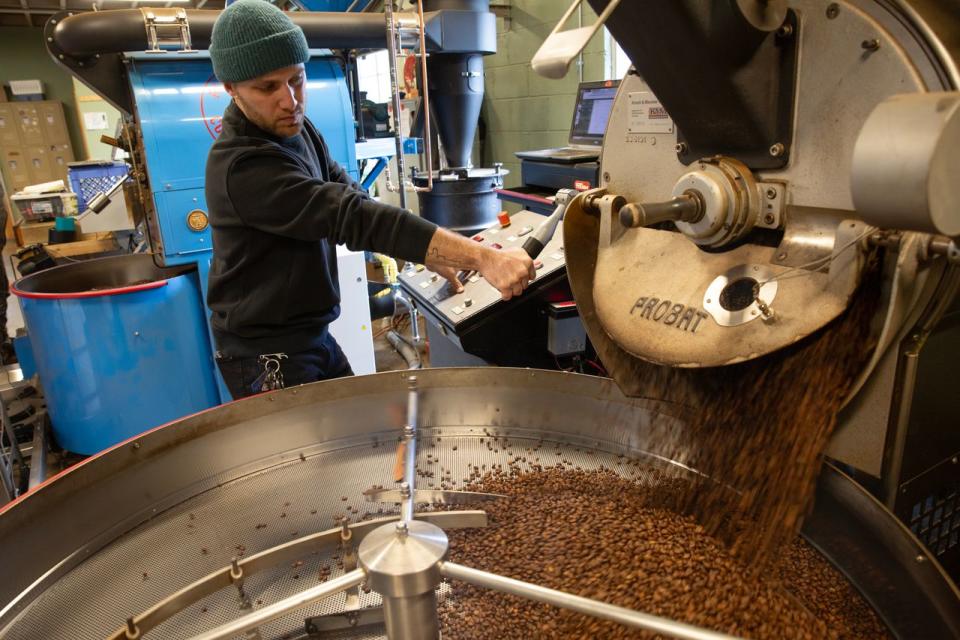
[205,0,535,399]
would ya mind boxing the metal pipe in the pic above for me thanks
[27,419,46,491]
[386,331,422,370]
[412,0,434,193]
[384,1,408,209]
[0,7,57,14]
[618,193,703,229]
[401,375,419,521]
[438,562,742,640]
[347,52,366,143]
[382,593,440,640]
[393,289,421,343]
[188,569,365,640]
[48,9,421,58]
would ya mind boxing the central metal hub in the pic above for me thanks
[358,520,449,598]
[671,156,761,248]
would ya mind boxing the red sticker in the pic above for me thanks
[199,74,228,140]
[574,180,591,191]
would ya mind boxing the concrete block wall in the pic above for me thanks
[481,1,610,189]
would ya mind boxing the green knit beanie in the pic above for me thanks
[210,0,310,83]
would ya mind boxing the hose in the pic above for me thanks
[386,330,421,369]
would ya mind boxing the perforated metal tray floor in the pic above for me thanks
[3,428,661,640]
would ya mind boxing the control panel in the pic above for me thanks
[399,209,567,336]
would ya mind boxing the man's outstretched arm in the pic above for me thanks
[423,227,537,301]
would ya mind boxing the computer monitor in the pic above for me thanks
[569,80,620,147]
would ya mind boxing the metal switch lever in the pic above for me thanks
[618,193,703,229]
[522,188,577,259]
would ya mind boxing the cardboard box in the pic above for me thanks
[15,220,55,246]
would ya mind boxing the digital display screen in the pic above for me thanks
[570,82,619,144]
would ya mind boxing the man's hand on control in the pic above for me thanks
[434,266,465,294]
[479,246,537,300]
[421,227,538,301]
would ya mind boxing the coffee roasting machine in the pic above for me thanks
[548,0,960,574]
[1,1,960,640]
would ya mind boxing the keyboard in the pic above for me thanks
[515,147,600,162]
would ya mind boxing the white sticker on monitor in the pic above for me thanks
[628,92,674,134]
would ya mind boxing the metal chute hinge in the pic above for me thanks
[141,8,196,54]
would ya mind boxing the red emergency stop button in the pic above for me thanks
[497,211,511,227]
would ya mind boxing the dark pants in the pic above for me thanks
[216,333,354,400]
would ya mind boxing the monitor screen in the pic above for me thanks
[569,81,619,146]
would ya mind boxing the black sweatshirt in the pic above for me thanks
[205,101,438,357]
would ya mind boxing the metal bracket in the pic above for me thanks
[756,181,786,229]
[141,8,196,54]
[305,606,385,635]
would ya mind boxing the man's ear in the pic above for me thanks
[223,82,237,98]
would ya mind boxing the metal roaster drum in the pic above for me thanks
[10,254,221,455]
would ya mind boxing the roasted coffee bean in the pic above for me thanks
[440,468,890,640]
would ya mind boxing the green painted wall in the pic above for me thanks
[482,1,610,191]
[0,26,85,157]
[73,78,123,161]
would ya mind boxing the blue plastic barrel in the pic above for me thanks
[11,255,221,455]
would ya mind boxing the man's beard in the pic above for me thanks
[236,96,302,137]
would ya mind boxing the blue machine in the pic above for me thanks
[11,255,220,455]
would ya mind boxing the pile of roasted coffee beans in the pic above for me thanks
[438,467,891,640]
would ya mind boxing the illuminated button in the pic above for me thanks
[472,234,484,242]
[415,264,425,272]
[550,252,563,260]
[497,212,511,227]
[419,281,431,289]
[518,226,533,237]
[487,228,499,235]
[491,243,503,250]
[451,306,465,315]
[507,236,518,243]
[468,275,480,283]
[464,298,473,307]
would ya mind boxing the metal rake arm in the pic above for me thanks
[438,561,743,640]
[188,569,366,640]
